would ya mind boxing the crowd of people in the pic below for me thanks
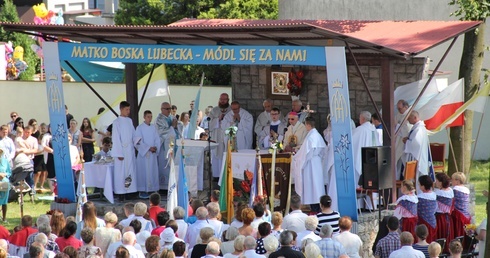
[0,191,483,258]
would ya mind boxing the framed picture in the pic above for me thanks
[266,67,291,100]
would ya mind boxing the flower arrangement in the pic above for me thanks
[268,140,283,154]
[225,125,238,137]
[225,125,238,152]
[233,170,254,203]
[464,224,477,236]
[287,69,305,97]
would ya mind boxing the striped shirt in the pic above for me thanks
[315,211,340,235]
[412,244,429,258]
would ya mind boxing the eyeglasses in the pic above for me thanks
[10,115,17,118]
[288,118,296,120]
[271,113,279,116]
[162,108,171,110]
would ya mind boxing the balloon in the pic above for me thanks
[31,44,43,59]
[13,46,24,61]
[33,3,49,19]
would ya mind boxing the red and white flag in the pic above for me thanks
[418,79,464,130]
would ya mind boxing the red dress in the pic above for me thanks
[395,194,418,240]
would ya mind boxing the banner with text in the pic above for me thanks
[44,42,77,202]
[57,43,327,66]
[325,47,358,221]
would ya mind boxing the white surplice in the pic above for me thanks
[254,110,271,136]
[209,105,231,177]
[352,122,380,185]
[135,122,161,192]
[395,110,413,179]
[156,113,177,189]
[284,122,307,151]
[258,120,287,149]
[111,116,137,194]
[404,120,429,193]
[221,108,254,150]
[292,128,327,205]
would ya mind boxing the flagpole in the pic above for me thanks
[471,101,487,161]
[446,129,459,172]
[285,153,293,215]
[270,147,276,212]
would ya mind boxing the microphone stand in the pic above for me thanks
[207,136,213,202]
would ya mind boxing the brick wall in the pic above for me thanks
[231,57,427,132]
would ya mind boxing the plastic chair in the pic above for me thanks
[430,143,446,173]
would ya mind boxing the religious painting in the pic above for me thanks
[266,67,291,100]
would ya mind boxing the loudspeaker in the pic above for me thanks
[361,146,392,190]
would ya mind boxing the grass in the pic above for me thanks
[468,160,489,224]
[2,161,488,232]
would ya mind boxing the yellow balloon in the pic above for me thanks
[33,3,49,19]
[13,46,24,61]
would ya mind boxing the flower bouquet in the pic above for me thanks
[233,169,253,203]
[287,69,304,97]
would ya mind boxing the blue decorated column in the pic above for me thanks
[325,47,358,221]
[43,42,76,202]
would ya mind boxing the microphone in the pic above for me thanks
[175,115,180,120]
[207,117,211,121]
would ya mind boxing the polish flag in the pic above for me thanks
[418,79,464,130]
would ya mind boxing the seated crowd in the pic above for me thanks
[0,186,483,258]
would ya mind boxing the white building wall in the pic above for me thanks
[0,81,231,128]
[45,0,88,11]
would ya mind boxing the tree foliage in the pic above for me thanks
[199,0,278,19]
[0,0,38,80]
[114,0,277,85]
[449,0,490,21]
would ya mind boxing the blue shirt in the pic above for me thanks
[315,238,346,258]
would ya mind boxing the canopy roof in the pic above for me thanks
[1,19,480,58]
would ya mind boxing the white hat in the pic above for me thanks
[160,228,175,243]
[136,231,151,253]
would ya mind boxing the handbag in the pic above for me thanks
[0,181,8,192]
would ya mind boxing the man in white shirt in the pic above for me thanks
[282,195,308,233]
[388,231,425,258]
[135,110,160,199]
[185,207,212,249]
[206,202,224,238]
[352,111,380,186]
[258,107,286,149]
[119,203,135,227]
[295,216,321,248]
[221,101,254,150]
[121,231,145,258]
[112,101,138,196]
[333,216,363,258]
[156,102,177,190]
[106,227,144,257]
[0,125,15,164]
[395,100,412,179]
[209,93,231,178]
[202,241,222,258]
[403,110,429,192]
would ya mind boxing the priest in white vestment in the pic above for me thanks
[112,101,138,194]
[209,93,231,178]
[258,107,286,149]
[221,101,254,150]
[395,100,413,180]
[283,112,307,152]
[403,110,429,193]
[254,99,285,138]
[352,111,381,186]
[156,102,177,189]
[293,117,326,209]
[135,110,161,198]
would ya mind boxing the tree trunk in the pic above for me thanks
[448,23,486,176]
